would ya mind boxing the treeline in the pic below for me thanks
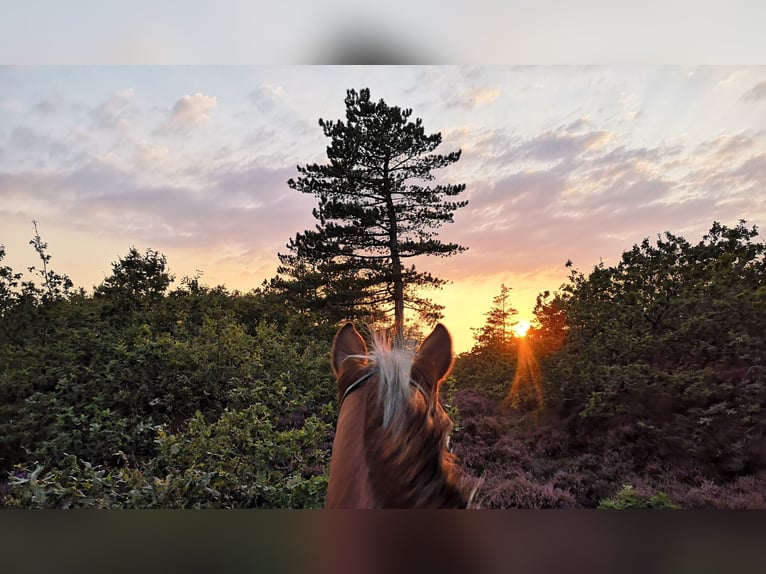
[2,220,765,508]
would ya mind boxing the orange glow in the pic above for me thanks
[506,335,544,411]
[512,320,531,338]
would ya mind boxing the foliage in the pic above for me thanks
[1,233,337,508]
[531,221,766,477]
[4,219,766,509]
[449,221,766,509]
[453,348,517,403]
[94,246,173,320]
[471,283,518,351]
[8,404,331,508]
[597,484,679,509]
[453,284,520,402]
[439,376,461,432]
[26,220,75,303]
[275,87,468,340]
[145,407,331,508]
[0,243,23,319]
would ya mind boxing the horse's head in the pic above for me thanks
[326,323,472,508]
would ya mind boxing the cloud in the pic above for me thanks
[33,98,62,115]
[695,133,756,160]
[681,132,766,203]
[434,118,763,285]
[465,170,566,224]
[450,125,615,183]
[562,116,592,132]
[156,92,217,134]
[0,156,312,257]
[741,80,766,101]
[516,130,612,162]
[428,118,766,287]
[249,84,284,112]
[90,88,136,131]
[10,125,49,150]
[0,99,23,113]
[132,141,170,170]
[6,125,71,166]
[732,152,766,186]
[445,86,500,109]
[172,93,217,124]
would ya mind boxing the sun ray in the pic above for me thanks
[506,333,544,413]
[512,320,531,338]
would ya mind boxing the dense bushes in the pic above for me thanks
[3,220,765,508]
[1,243,337,508]
[535,221,766,476]
[7,407,331,509]
[449,221,766,509]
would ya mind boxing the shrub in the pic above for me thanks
[597,484,680,509]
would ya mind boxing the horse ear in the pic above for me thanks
[332,323,368,376]
[415,323,454,387]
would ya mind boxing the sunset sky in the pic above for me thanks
[2,66,766,352]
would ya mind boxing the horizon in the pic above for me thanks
[2,66,766,352]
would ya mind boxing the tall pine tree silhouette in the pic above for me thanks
[277,88,468,344]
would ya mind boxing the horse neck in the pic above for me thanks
[326,386,376,509]
[363,383,468,508]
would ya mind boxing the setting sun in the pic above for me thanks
[513,320,531,338]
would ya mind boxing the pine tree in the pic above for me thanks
[277,87,468,343]
[472,283,518,350]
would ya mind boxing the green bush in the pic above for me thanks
[598,484,680,509]
[5,406,332,509]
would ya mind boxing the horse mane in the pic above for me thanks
[353,332,474,508]
[360,331,417,429]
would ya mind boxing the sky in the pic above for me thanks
[2,66,766,352]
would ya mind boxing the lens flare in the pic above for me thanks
[512,321,531,338]
[506,333,544,412]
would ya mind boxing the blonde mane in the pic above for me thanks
[363,332,417,428]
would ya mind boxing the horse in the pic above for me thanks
[325,322,474,508]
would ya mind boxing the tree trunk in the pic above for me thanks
[383,158,404,346]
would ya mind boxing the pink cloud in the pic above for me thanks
[741,80,766,101]
[156,92,217,134]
